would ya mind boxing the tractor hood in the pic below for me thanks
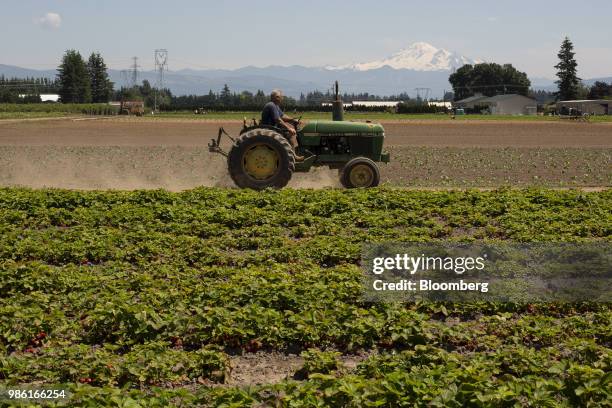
[301,120,384,136]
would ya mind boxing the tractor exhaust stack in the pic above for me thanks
[332,80,344,121]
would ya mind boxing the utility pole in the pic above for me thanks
[154,49,168,112]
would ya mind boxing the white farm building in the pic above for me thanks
[454,93,537,115]
[351,101,401,108]
[18,93,59,102]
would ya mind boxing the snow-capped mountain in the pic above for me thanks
[0,43,493,98]
[328,42,483,72]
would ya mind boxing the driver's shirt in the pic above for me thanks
[261,102,283,126]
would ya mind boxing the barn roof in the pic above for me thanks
[455,94,488,104]
[559,100,611,104]
[485,94,536,103]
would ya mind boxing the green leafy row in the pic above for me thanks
[0,187,610,407]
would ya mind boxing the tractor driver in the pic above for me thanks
[261,89,304,161]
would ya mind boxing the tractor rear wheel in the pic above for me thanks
[340,157,380,188]
[228,128,295,190]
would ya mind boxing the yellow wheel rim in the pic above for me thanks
[349,164,374,187]
[243,143,279,180]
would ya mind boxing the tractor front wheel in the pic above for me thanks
[228,128,295,190]
[340,157,380,188]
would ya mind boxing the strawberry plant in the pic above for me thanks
[0,187,609,406]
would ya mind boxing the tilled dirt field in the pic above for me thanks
[1,117,611,147]
[0,117,610,189]
[222,350,373,387]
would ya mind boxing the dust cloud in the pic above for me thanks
[0,146,236,191]
[288,166,341,189]
[0,146,341,191]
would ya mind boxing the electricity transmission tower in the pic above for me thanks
[120,58,140,89]
[415,87,431,103]
[154,49,168,112]
[120,70,130,88]
[130,57,140,88]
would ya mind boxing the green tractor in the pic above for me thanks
[208,82,390,190]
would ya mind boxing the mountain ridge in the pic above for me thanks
[328,42,483,71]
[1,40,610,98]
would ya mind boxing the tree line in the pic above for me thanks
[449,37,610,103]
[56,50,113,103]
[114,80,173,110]
[449,63,531,101]
[0,76,60,103]
[587,81,612,99]
[5,40,609,108]
[0,50,117,104]
[170,85,415,111]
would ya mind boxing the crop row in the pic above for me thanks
[386,147,611,187]
[0,103,118,115]
[0,187,610,406]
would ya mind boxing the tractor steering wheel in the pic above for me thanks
[294,115,303,130]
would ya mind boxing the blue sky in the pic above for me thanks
[2,0,612,79]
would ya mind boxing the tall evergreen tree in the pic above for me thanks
[220,84,231,105]
[255,89,266,105]
[57,50,91,103]
[204,90,216,106]
[555,37,580,101]
[87,52,113,103]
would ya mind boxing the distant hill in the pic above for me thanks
[530,76,612,92]
[0,63,454,98]
[2,42,609,98]
[0,64,56,79]
[584,77,612,86]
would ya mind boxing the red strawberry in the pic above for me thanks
[245,339,262,352]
